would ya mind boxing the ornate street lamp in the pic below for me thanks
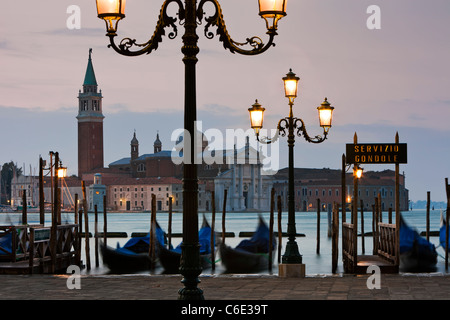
[354,165,363,179]
[249,69,334,272]
[57,166,68,179]
[96,0,287,300]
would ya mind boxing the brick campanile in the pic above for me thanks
[77,49,104,177]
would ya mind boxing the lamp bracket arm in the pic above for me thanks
[293,118,328,144]
[255,126,282,145]
[107,0,185,56]
[197,0,276,56]
[277,117,289,137]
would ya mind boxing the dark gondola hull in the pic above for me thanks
[220,216,276,274]
[219,243,272,274]
[100,222,166,273]
[157,243,214,274]
[399,243,437,272]
[399,216,437,272]
[100,244,153,274]
[157,215,215,274]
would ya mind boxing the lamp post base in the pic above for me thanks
[278,263,306,278]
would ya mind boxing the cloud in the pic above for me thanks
[0,41,10,50]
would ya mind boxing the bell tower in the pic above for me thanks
[154,132,162,153]
[77,48,104,177]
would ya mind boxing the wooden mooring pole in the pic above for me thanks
[360,199,365,254]
[395,132,401,268]
[78,209,83,264]
[39,157,45,225]
[149,194,156,270]
[168,197,173,249]
[74,194,78,225]
[426,191,431,242]
[103,195,107,246]
[269,188,275,273]
[210,192,216,272]
[277,195,282,264]
[94,204,99,268]
[332,202,339,273]
[372,203,376,255]
[445,178,449,271]
[22,190,27,225]
[388,207,393,224]
[316,198,320,254]
[222,189,227,244]
[81,181,90,271]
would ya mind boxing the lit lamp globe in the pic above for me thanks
[57,167,67,178]
[96,0,126,34]
[355,166,363,179]
[258,0,287,31]
[248,100,266,135]
[317,98,334,133]
[282,69,300,104]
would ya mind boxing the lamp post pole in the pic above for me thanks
[283,101,302,263]
[96,0,288,300]
[179,0,202,299]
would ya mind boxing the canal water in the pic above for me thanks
[0,209,448,275]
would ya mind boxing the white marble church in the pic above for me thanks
[207,138,274,212]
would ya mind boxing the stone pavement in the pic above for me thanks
[0,272,450,300]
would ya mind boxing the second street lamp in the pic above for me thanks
[249,69,334,276]
[96,0,287,300]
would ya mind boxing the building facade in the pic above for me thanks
[10,174,39,209]
[106,177,182,212]
[273,168,409,212]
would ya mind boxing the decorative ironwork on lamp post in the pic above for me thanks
[248,69,335,265]
[95,0,288,300]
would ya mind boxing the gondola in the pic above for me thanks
[0,230,12,259]
[100,222,166,274]
[220,215,276,274]
[439,210,449,252]
[399,215,437,272]
[157,215,214,274]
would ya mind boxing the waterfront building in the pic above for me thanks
[88,173,106,212]
[10,173,39,209]
[273,168,409,212]
[105,176,183,212]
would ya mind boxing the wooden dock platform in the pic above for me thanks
[0,224,81,275]
[355,255,399,274]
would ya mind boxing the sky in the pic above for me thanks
[1,0,449,202]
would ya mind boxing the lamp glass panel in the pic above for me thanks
[97,0,125,16]
[259,0,286,13]
[250,109,264,129]
[318,108,333,127]
[284,79,298,98]
[356,169,363,179]
[57,168,67,178]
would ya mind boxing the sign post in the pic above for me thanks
[345,132,406,271]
